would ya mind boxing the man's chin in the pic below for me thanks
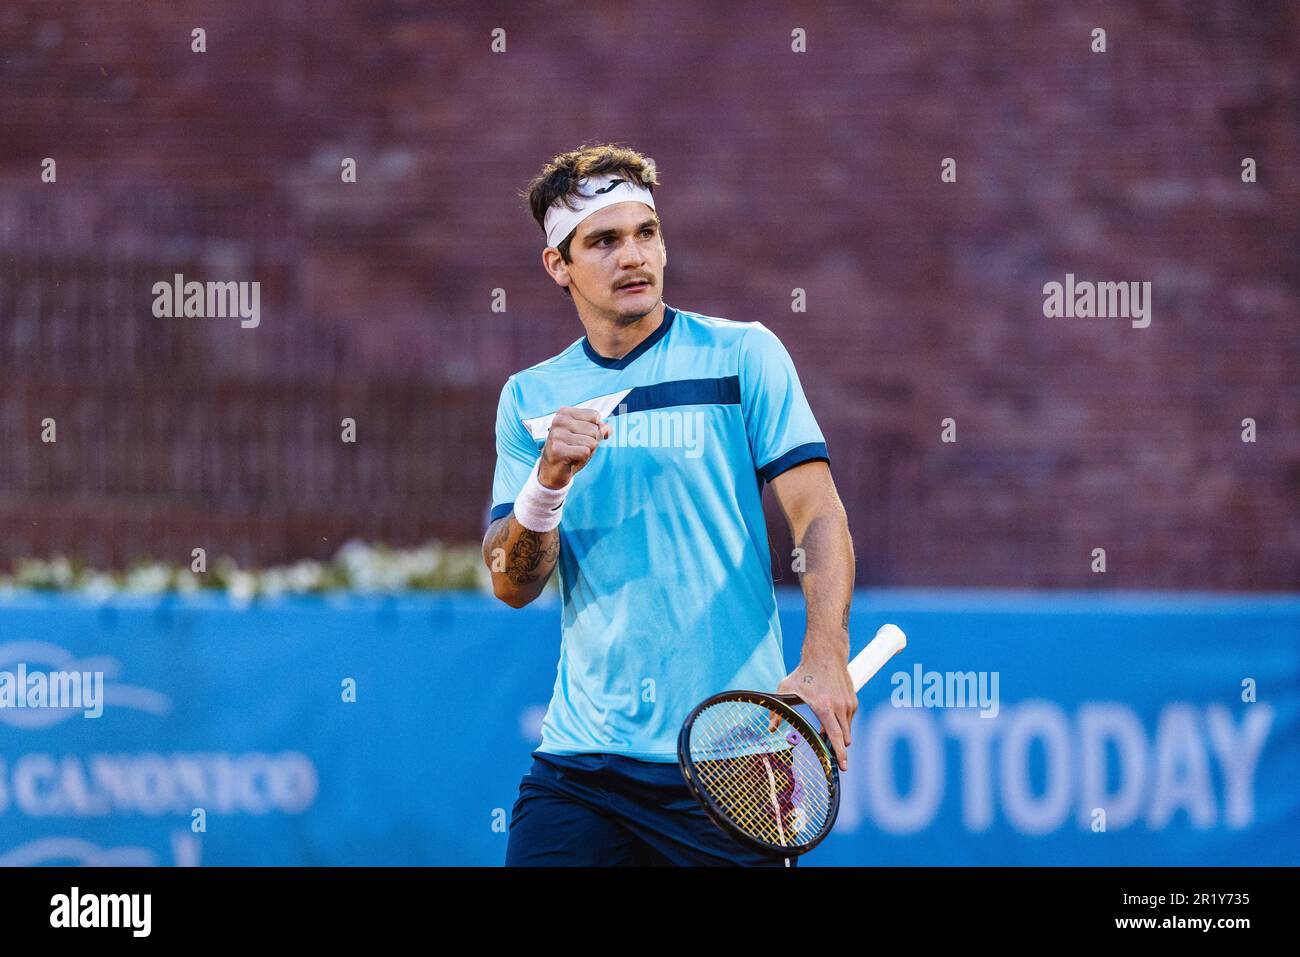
[610,289,658,319]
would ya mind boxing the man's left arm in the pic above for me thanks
[769,460,858,772]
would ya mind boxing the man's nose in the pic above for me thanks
[616,237,645,265]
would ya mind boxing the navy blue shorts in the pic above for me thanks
[504,750,796,867]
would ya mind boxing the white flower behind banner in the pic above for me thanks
[0,540,500,599]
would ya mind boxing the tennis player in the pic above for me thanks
[484,143,857,866]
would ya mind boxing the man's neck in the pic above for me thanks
[580,300,666,360]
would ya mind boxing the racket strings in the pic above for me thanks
[687,698,833,848]
[697,754,794,836]
[693,723,824,846]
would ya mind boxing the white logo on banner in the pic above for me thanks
[834,701,1274,836]
[0,836,155,866]
[0,831,202,868]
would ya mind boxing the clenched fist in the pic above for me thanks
[539,407,611,489]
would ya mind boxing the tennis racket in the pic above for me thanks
[677,623,907,861]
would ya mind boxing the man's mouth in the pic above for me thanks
[617,279,651,293]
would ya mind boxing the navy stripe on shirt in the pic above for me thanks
[610,376,740,417]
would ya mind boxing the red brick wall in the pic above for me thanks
[0,1,1296,587]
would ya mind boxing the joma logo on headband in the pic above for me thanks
[593,179,624,194]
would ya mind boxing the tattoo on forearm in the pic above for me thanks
[483,518,558,587]
[484,519,510,567]
[841,603,850,632]
[506,528,559,585]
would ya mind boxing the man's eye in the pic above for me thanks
[598,230,653,245]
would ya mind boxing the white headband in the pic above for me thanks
[543,172,656,248]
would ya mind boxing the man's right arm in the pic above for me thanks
[482,514,559,608]
[482,405,609,608]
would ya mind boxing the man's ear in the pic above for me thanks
[542,247,570,288]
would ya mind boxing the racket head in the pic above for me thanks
[677,689,841,857]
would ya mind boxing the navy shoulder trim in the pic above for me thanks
[758,442,830,482]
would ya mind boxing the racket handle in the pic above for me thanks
[848,624,907,692]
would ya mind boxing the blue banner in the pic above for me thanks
[0,590,1296,865]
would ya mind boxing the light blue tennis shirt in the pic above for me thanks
[489,304,829,761]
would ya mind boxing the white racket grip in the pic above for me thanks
[849,624,907,692]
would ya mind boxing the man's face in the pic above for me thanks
[545,201,666,321]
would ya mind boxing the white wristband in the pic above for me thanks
[512,459,570,532]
